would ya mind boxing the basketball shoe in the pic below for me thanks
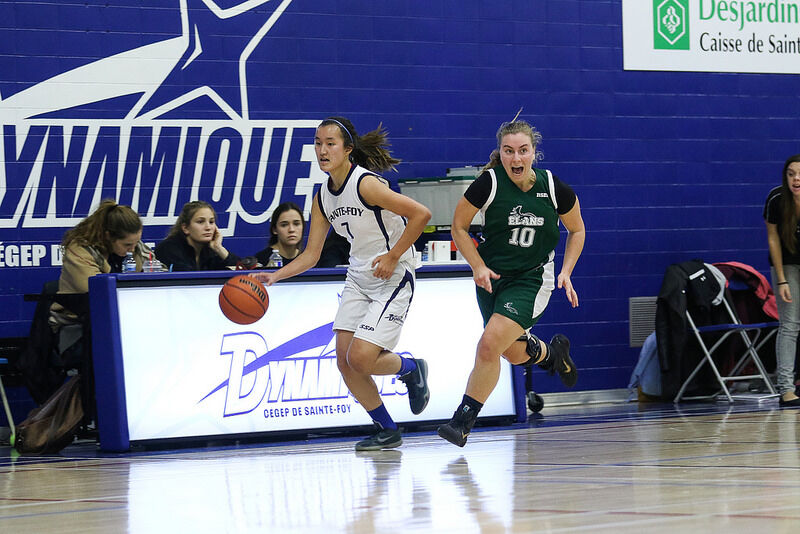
[355,424,403,451]
[530,334,577,387]
[437,404,478,447]
[399,358,430,415]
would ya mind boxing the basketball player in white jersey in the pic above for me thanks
[252,117,432,450]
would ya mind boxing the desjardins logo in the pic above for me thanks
[654,0,690,49]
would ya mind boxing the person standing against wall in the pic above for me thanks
[252,117,431,451]
[764,154,800,408]
[438,119,586,447]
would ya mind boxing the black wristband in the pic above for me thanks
[778,281,789,285]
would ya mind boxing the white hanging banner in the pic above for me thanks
[623,0,800,74]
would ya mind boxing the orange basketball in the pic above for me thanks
[219,275,269,325]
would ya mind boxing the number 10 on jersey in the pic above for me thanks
[509,227,535,247]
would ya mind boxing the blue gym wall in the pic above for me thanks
[0,0,794,398]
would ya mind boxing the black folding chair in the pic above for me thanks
[675,278,778,403]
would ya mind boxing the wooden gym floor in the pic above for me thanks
[1,400,799,533]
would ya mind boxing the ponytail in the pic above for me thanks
[480,149,503,173]
[320,117,401,173]
[62,199,142,255]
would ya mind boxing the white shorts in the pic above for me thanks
[333,262,416,351]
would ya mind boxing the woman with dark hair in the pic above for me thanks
[764,154,800,407]
[48,198,151,389]
[254,201,305,267]
[252,116,432,451]
[438,119,586,447]
[50,199,149,324]
[154,201,239,271]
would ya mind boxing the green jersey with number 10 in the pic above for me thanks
[474,166,561,276]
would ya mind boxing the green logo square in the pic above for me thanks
[653,0,690,50]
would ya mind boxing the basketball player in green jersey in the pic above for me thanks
[438,119,586,447]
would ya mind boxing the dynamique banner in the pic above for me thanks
[623,0,800,73]
[112,276,515,443]
[0,0,325,261]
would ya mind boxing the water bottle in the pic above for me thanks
[122,251,137,273]
[267,249,283,268]
[421,242,429,263]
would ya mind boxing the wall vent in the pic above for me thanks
[629,296,657,347]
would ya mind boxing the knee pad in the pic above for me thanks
[516,333,542,367]
[526,334,542,359]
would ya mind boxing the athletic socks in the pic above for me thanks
[397,355,417,376]
[367,403,398,430]
[461,394,484,415]
[364,356,416,434]
[437,394,483,447]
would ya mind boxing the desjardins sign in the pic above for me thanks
[699,0,800,31]
[624,0,800,73]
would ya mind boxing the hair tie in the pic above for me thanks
[327,119,354,145]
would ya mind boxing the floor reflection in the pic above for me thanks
[441,455,506,533]
[122,436,521,532]
[3,401,800,532]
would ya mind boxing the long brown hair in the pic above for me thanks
[62,199,142,255]
[481,120,544,178]
[779,154,800,253]
[319,117,401,173]
[166,200,215,240]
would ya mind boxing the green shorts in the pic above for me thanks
[476,262,555,331]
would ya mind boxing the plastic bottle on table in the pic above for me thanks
[122,252,137,273]
[267,250,283,268]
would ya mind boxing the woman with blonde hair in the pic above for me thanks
[438,119,586,447]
